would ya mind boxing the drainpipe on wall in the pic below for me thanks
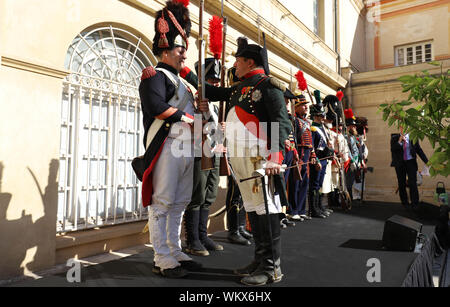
[335,0,341,76]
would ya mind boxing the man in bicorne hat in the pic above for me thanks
[181,36,291,285]
[136,0,206,279]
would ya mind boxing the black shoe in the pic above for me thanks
[233,260,260,277]
[281,218,296,227]
[311,212,327,219]
[321,210,331,217]
[180,260,203,271]
[152,264,161,275]
[300,214,312,220]
[161,266,188,278]
[239,226,253,240]
[185,240,209,256]
[288,214,304,222]
[153,265,188,278]
[201,236,224,251]
[228,231,251,245]
[240,270,283,286]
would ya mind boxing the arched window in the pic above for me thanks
[58,25,155,232]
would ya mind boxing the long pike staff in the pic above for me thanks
[210,2,231,176]
[199,0,214,170]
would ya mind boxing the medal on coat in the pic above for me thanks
[252,89,262,103]
[239,86,253,102]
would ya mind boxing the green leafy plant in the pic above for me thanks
[378,61,450,177]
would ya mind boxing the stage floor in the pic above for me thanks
[10,201,438,287]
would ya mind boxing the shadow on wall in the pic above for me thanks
[0,160,59,280]
[349,13,367,73]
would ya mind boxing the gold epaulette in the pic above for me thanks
[268,77,287,92]
[311,126,318,132]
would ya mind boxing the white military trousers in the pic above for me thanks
[226,108,282,216]
[148,137,194,270]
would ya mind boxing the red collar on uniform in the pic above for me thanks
[241,69,265,80]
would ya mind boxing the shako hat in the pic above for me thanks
[294,94,308,106]
[344,108,357,126]
[310,89,325,117]
[195,58,221,82]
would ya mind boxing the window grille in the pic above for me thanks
[395,42,433,66]
[58,26,155,233]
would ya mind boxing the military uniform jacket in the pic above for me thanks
[311,122,333,159]
[293,115,316,161]
[182,68,291,164]
[138,63,195,207]
[181,67,291,205]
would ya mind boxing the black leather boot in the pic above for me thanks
[318,194,331,216]
[199,208,223,251]
[234,212,261,276]
[310,190,326,218]
[227,202,251,245]
[239,225,254,240]
[184,209,209,256]
[240,213,283,285]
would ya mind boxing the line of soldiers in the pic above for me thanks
[280,90,370,225]
[134,0,369,286]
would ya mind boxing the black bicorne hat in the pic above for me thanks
[235,36,270,75]
[284,89,296,100]
[152,1,192,57]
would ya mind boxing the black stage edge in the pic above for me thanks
[7,201,447,289]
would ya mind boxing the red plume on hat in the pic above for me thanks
[295,70,308,92]
[208,16,223,59]
[336,90,344,102]
[173,0,190,7]
[344,108,356,120]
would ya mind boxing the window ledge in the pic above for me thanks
[56,221,147,250]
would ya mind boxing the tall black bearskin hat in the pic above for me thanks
[356,117,369,135]
[235,36,270,75]
[323,94,341,125]
[195,58,221,82]
[152,0,192,57]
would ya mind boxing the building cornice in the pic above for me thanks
[1,56,69,79]
[190,0,347,89]
[120,0,347,89]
